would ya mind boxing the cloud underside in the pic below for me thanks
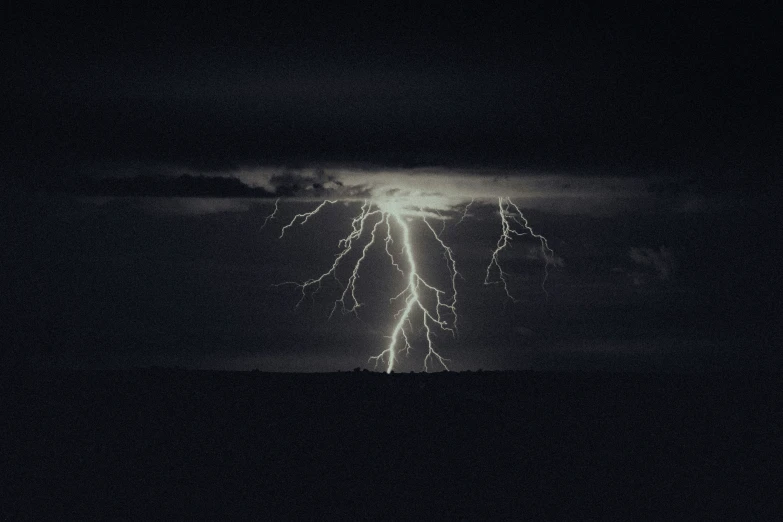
[40,165,730,222]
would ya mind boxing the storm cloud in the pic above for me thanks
[1,3,777,372]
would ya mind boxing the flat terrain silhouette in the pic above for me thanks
[3,369,781,518]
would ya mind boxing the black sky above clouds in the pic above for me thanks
[2,3,778,371]
[6,3,778,181]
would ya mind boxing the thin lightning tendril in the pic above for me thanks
[383,214,404,276]
[260,198,280,229]
[484,196,555,301]
[456,198,474,225]
[279,200,338,238]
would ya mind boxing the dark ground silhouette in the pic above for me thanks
[3,369,781,519]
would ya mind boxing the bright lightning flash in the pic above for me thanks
[277,198,459,373]
[275,196,554,373]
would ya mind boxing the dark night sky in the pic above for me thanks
[2,3,779,371]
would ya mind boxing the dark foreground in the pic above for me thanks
[3,370,781,519]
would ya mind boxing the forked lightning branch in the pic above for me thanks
[270,197,555,373]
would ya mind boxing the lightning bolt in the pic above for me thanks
[485,197,555,301]
[279,200,338,238]
[456,198,474,225]
[260,198,280,229]
[276,199,459,373]
[274,196,554,373]
[370,211,459,373]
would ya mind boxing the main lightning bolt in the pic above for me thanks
[485,197,555,301]
[276,199,459,373]
[274,196,554,372]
